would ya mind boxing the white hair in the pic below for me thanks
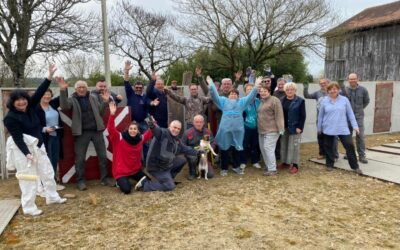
[221,78,232,84]
[74,80,88,89]
[283,82,297,91]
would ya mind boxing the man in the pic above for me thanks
[165,84,213,129]
[341,73,370,163]
[182,115,216,180]
[303,78,331,160]
[91,79,123,104]
[170,80,179,91]
[135,118,202,192]
[273,78,286,99]
[58,78,114,191]
[146,73,168,128]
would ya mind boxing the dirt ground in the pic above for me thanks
[1,133,400,249]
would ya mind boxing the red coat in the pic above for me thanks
[107,115,152,180]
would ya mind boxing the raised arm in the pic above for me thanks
[207,76,224,110]
[57,77,72,110]
[142,128,153,144]
[30,64,57,107]
[123,60,134,99]
[106,102,120,141]
[164,88,186,104]
[233,70,242,89]
[196,67,209,95]
[302,82,316,99]
[146,72,157,100]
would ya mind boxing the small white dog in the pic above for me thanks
[197,135,217,180]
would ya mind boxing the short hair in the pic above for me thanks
[277,78,286,83]
[260,85,271,93]
[193,114,205,122]
[319,78,330,84]
[189,83,198,88]
[7,89,30,110]
[283,82,297,91]
[244,83,254,92]
[74,80,88,89]
[134,81,143,86]
[327,82,340,91]
[229,88,239,96]
[221,78,232,84]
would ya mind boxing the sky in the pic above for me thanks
[83,0,397,77]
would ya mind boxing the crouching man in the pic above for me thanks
[135,117,203,192]
[182,115,216,180]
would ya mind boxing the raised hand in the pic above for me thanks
[109,101,117,115]
[151,71,157,81]
[55,76,68,90]
[145,115,156,128]
[195,66,202,77]
[48,63,57,80]
[255,76,263,88]
[303,81,309,88]
[101,89,111,102]
[124,60,133,72]
[234,70,242,81]
[151,98,160,106]
[206,76,213,85]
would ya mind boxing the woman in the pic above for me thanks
[239,84,261,170]
[317,82,362,173]
[206,76,260,176]
[279,82,306,174]
[35,88,64,189]
[107,102,152,194]
[257,86,284,176]
[4,64,66,216]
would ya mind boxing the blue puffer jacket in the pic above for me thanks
[281,96,306,135]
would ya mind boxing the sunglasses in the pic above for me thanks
[135,86,143,89]
[261,80,271,83]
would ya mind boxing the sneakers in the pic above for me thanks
[101,177,116,187]
[263,170,277,176]
[277,163,290,170]
[46,197,67,205]
[220,170,228,177]
[77,181,87,191]
[359,156,368,164]
[253,163,262,169]
[327,166,334,171]
[187,175,195,181]
[232,167,244,175]
[134,176,147,191]
[239,164,246,170]
[354,168,363,174]
[56,184,65,191]
[317,155,325,160]
[25,209,43,216]
[290,166,298,174]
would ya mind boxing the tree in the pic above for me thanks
[62,52,103,81]
[0,0,99,87]
[109,0,185,80]
[174,0,335,73]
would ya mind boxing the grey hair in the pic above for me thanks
[283,82,297,91]
[74,80,88,89]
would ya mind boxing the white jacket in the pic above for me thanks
[6,134,43,171]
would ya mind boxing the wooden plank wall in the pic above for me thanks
[325,25,400,81]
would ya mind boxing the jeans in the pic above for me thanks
[259,133,280,171]
[116,170,146,194]
[74,130,109,183]
[138,121,149,160]
[240,127,260,164]
[143,155,187,192]
[47,135,60,177]
[354,118,366,157]
[220,146,241,170]
[323,133,359,169]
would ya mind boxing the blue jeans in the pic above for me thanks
[46,135,60,177]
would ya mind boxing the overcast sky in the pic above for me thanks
[86,0,397,76]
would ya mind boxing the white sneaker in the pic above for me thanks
[134,176,147,191]
[239,164,246,170]
[46,197,67,205]
[25,209,43,216]
[220,170,228,176]
[253,163,262,169]
[56,184,65,191]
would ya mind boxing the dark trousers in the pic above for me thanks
[116,170,146,194]
[74,130,109,183]
[323,134,359,169]
[47,135,60,177]
[187,155,215,178]
[275,136,281,160]
[220,146,241,170]
[138,121,149,160]
[240,127,260,164]
[143,156,187,192]
[318,133,339,158]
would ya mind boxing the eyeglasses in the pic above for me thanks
[135,86,143,89]
[262,80,271,83]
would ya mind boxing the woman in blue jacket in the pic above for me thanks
[280,82,306,174]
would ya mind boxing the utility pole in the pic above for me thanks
[101,0,111,86]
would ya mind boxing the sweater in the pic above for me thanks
[3,78,51,155]
[124,80,150,123]
[257,95,284,134]
[146,80,168,128]
[107,115,152,179]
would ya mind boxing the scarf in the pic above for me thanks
[122,131,142,145]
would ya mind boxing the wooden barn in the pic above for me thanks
[324,1,400,81]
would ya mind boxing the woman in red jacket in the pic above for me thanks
[107,102,152,194]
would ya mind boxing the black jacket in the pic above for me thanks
[4,78,51,155]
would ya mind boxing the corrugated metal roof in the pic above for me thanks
[324,1,400,37]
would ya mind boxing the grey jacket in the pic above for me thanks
[341,85,370,120]
[59,90,107,136]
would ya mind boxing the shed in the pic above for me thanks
[323,1,400,81]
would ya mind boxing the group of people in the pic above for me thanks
[4,61,369,216]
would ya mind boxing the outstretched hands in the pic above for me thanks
[109,101,117,115]
[48,63,57,80]
[101,89,111,102]
[55,76,68,90]
[206,76,213,85]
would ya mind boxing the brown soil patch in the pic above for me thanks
[1,133,400,249]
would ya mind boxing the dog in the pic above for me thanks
[197,135,217,180]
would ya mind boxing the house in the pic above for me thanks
[324,1,400,81]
